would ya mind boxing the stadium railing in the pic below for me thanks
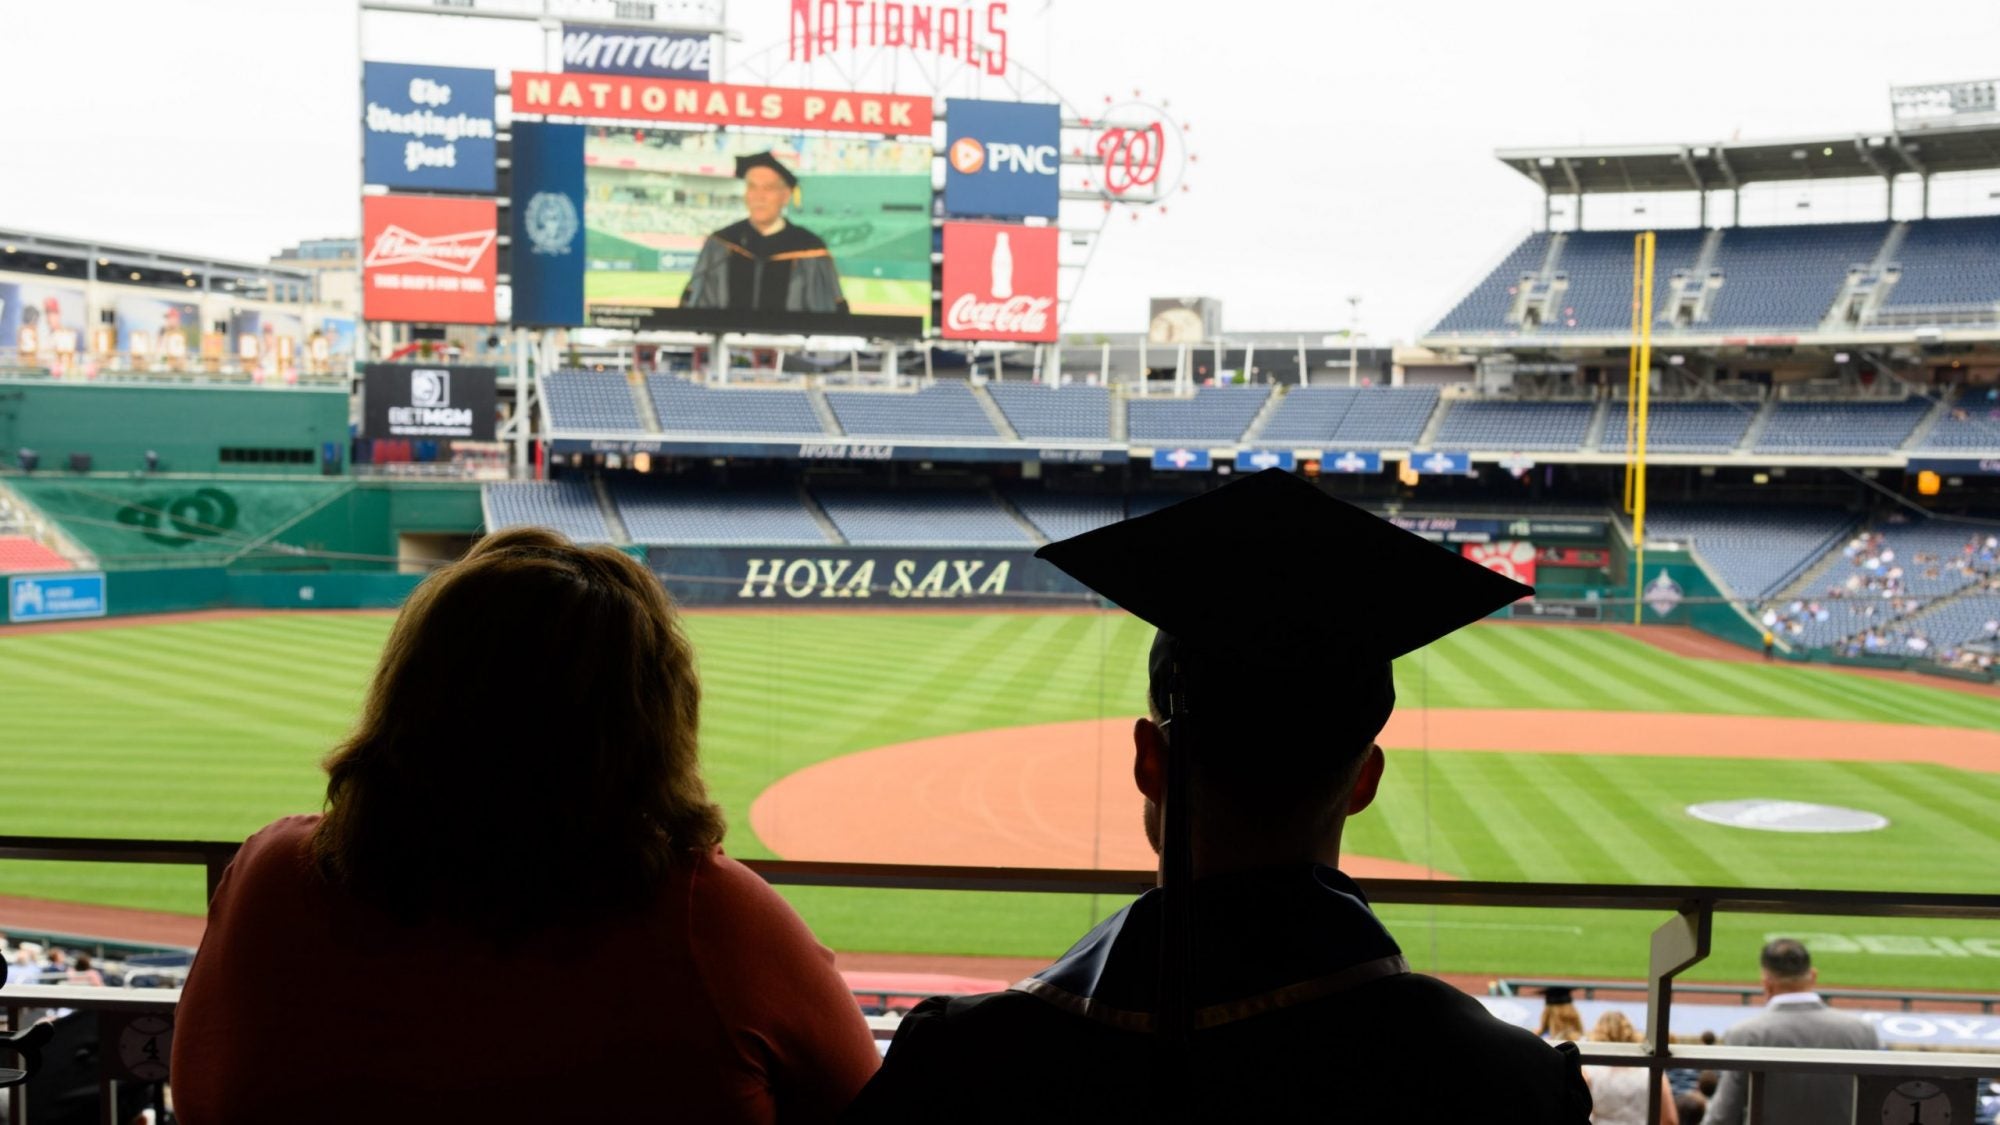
[2,836,1998,1125]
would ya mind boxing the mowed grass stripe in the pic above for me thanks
[1411,755,1535,881]
[1526,754,1692,883]
[1453,751,1588,882]
[3,649,355,739]
[1447,629,1598,710]
[1357,751,1472,876]
[1561,756,1756,886]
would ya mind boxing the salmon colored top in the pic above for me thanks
[171,815,878,1124]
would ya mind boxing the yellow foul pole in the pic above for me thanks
[1630,231,1656,625]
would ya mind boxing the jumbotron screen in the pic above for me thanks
[582,127,933,335]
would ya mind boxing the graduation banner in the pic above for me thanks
[511,122,587,327]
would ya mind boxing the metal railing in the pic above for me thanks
[4,836,2000,1125]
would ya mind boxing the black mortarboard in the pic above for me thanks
[1034,469,1531,1052]
[1541,986,1576,1006]
[734,151,799,188]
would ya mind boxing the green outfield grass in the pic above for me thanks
[4,612,1999,988]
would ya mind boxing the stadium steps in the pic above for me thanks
[1413,397,1450,448]
[1239,384,1291,443]
[1904,394,1957,451]
[1581,397,1612,452]
[1733,400,1777,453]
[798,487,848,545]
[1108,386,1129,442]
[968,382,1021,441]
[629,374,664,434]
[592,477,634,545]
[991,490,1048,546]
[1764,530,1862,607]
[0,480,96,570]
[807,387,845,436]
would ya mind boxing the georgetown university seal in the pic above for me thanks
[524,191,579,255]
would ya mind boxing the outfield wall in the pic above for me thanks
[647,546,1090,607]
[0,380,349,475]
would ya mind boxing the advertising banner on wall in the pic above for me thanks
[561,24,714,79]
[362,195,498,324]
[362,62,497,193]
[647,546,1088,607]
[512,72,931,135]
[943,99,1060,219]
[940,222,1057,342]
[0,279,85,361]
[113,295,200,360]
[1324,451,1382,473]
[362,364,497,440]
[1462,541,1538,587]
[511,122,587,327]
[581,127,931,336]
[7,573,106,622]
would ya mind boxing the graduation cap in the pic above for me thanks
[1541,986,1576,1006]
[734,151,799,188]
[1034,469,1531,1049]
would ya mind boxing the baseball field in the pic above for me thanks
[4,609,1999,990]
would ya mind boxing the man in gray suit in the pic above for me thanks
[1706,938,1881,1125]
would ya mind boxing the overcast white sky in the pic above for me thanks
[3,0,1999,340]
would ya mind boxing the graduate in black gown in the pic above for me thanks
[681,151,847,315]
[844,470,1594,1123]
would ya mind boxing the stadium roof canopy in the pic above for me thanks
[1496,119,2000,195]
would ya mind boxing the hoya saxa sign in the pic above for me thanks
[943,99,1059,219]
[561,24,714,79]
[940,222,1057,342]
[362,195,498,325]
[362,63,497,192]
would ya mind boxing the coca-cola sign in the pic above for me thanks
[362,195,498,325]
[941,222,1057,342]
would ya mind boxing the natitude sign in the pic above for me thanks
[560,24,713,79]
[940,222,1057,342]
[362,195,498,325]
[511,73,931,135]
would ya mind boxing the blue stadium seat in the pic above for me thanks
[484,480,615,543]
[1431,233,1551,334]
[1917,386,2000,451]
[1430,400,1594,450]
[541,370,644,431]
[1881,216,2000,311]
[1544,230,1704,332]
[984,383,1112,440]
[1599,402,1755,453]
[1004,491,1124,541]
[1754,399,1932,453]
[1257,387,1439,447]
[811,489,1032,547]
[1704,223,1888,328]
[1644,505,1855,600]
[825,383,1000,439]
[647,377,827,437]
[611,480,832,546]
[1127,386,1272,443]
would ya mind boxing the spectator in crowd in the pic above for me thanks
[844,472,1589,1123]
[1706,938,1879,1125]
[64,954,103,987]
[1675,1090,1708,1125]
[1581,1010,1677,1125]
[172,528,878,1123]
[1539,986,1585,1043]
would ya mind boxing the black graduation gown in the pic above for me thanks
[680,218,847,313]
[843,865,1592,1123]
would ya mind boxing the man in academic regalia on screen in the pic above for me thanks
[681,151,847,314]
[842,469,1594,1124]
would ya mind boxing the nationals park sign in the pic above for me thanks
[511,73,931,135]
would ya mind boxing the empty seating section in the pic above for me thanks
[1909,593,2000,649]
[1548,230,1703,332]
[1754,399,1932,452]
[1599,402,1755,452]
[611,481,829,546]
[1643,505,1854,599]
[811,490,1031,547]
[825,383,999,439]
[1127,386,1272,443]
[541,370,644,431]
[647,377,825,437]
[1430,401,1595,450]
[984,384,1112,440]
[0,536,71,572]
[1005,492,1125,541]
[484,480,614,543]
[1257,387,1439,447]
[1882,216,2000,310]
[1705,223,1888,328]
[1430,232,1550,334]
[1918,387,2000,451]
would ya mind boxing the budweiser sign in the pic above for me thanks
[362,195,498,325]
[364,225,497,273]
[941,222,1058,342]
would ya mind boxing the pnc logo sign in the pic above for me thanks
[943,98,1061,219]
[949,137,985,174]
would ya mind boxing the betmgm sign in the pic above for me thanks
[362,364,497,441]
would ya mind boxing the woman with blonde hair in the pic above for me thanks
[1537,986,1585,1042]
[1582,1010,1678,1125]
[173,528,879,1122]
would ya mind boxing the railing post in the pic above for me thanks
[1646,901,1712,1125]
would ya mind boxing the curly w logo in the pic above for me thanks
[115,488,241,548]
